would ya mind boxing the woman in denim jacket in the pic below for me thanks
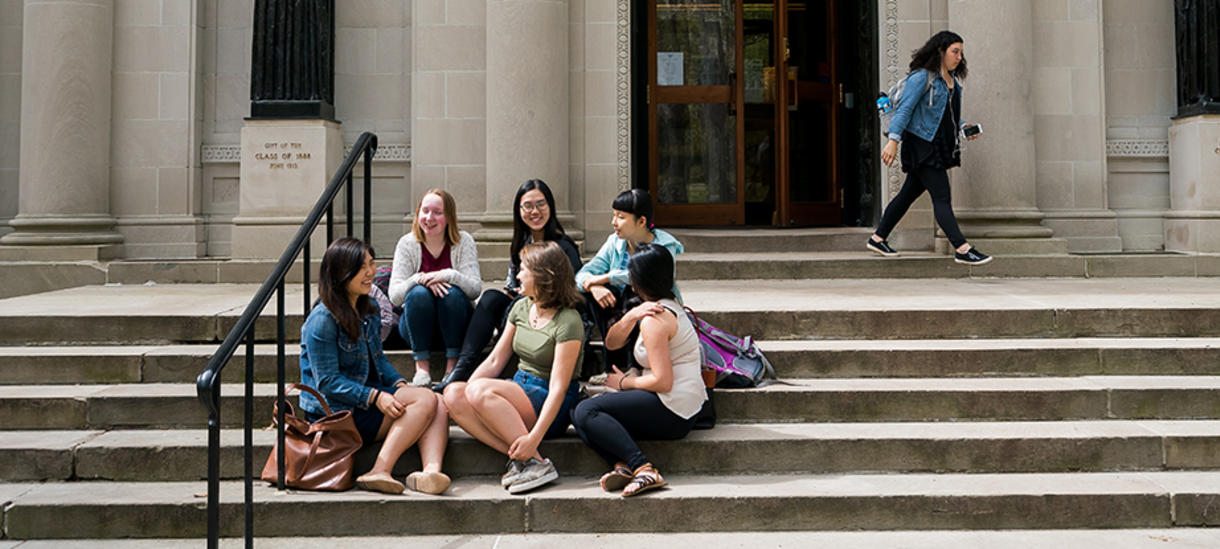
[867,30,992,266]
[300,237,451,495]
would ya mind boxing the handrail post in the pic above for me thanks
[206,385,220,549]
[326,203,334,245]
[345,171,354,237]
[276,280,286,489]
[244,327,255,547]
[303,240,311,315]
[363,148,373,244]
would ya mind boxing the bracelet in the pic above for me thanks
[371,388,380,404]
[617,377,625,391]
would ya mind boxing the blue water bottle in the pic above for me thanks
[876,92,892,114]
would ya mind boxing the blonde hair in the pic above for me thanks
[520,241,581,310]
[412,188,461,246]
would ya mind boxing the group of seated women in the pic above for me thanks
[297,182,703,497]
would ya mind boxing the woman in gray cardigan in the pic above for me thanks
[389,189,482,386]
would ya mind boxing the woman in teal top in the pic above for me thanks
[576,189,684,372]
[442,241,585,494]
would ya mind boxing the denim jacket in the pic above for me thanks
[886,69,968,144]
[299,300,405,417]
[575,229,685,302]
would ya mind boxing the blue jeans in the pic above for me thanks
[513,370,580,439]
[398,285,471,361]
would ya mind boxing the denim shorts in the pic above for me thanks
[306,385,395,444]
[513,370,580,439]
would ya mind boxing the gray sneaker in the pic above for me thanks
[506,458,558,494]
[501,459,525,488]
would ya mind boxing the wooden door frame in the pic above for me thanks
[777,0,840,226]
[647,0,747,226]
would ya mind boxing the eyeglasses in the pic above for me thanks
[519,200,549,213]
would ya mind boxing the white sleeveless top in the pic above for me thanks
[633,298,707,419]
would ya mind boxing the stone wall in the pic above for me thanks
[1032,0,1119,252]
[109,0,203,258]
[1103,0,1175,251]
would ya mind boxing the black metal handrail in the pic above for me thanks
[196,131,378,548]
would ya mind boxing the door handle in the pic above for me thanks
[787,67,799,112]
[728,71,737,116]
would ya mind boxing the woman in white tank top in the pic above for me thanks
[570,243,707,497]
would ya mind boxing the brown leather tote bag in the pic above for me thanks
[260,383,363,491]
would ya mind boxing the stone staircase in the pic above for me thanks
[1,231,1220,544]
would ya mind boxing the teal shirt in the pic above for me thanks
[575,229,684,302]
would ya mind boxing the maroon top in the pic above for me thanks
[419,242,452,273]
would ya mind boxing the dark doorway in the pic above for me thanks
[633,0,878,227]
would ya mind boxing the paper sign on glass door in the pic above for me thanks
[657,52,684,86]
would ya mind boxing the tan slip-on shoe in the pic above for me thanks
[355,471,405,494]
[405,470,451,495]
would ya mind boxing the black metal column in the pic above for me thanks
[251,0,337,120]
[1175,0,1220,118]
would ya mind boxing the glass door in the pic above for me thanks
[649,0,746,225]
[778,0,840,225]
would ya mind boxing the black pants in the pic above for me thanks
[875,165,967,248]
[454,289,518,372]
[570,390,696,470]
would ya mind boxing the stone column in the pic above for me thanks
[944,0,1065,254]
[0,0,122,258]
[480,0,570,242]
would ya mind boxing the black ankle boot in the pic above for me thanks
[432,357,476,393]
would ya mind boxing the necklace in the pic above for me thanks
[529,304,556,329]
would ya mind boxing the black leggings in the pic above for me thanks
[454,289,517,371]
[570,389,696,471]
[874,165,967,248]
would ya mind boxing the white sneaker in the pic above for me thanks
[507,458,559,494]
[411,369,432,386]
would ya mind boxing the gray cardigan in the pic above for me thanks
[388,230,481,306]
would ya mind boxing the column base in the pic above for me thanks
[939,209,1068,255]
[0,214,124,250]
[1166,114,1220,253]
[0,244,120,262]
[233,119,342,259]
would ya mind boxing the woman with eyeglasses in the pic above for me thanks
[432,179,582,392]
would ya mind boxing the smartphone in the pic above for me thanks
[962,124,982,138]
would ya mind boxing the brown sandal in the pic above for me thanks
[621,463,667,497]
[599,463,633,492]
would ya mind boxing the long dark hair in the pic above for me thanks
[909,30,967,79]
[319,237,376,341]
[627,243,676,302]
[510,179,575,269]
[612,188,655,229]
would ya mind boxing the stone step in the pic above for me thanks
[675,252,1220,279]
[4,472,1220,538]
[13,530,1220,548]
[764,337,1220,378]
[6,337,1217,385]
[666,227,875,253]
[4,420,1218,482]
[3,377,1218,430]
[3,278,1219,344]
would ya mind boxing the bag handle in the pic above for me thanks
[289,383,334,416]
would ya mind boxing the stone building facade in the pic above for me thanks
[0,0,1212,259]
